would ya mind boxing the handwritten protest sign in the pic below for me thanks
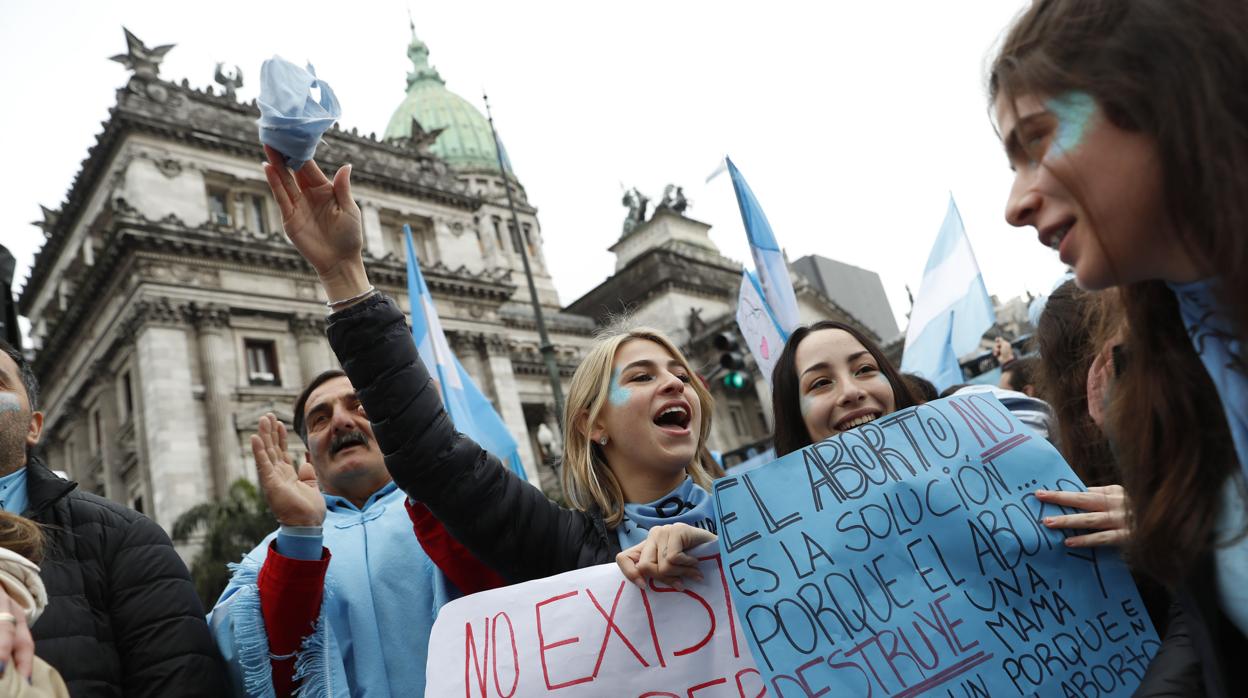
[426,546,763,697]
[713,394,1159,697]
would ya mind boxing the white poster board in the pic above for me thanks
[426,544,762,697]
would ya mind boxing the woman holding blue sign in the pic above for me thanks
[990,0,1247,693]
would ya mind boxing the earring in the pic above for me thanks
[599,436,608,446]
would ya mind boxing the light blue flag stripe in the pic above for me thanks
[404,226,528,480]
[725,157,801,334]
[900,197,996,392]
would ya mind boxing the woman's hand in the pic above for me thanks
[1037,485,1129,547]
[616,523,717,591]
[261,146,369,302]
[0,588,34,682]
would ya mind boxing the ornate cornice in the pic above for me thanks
[20,73,488,310]
[183,301,230,330]
[289,313,326,339]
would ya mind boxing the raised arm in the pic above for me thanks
[262,152,607,580]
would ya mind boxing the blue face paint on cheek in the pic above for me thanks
[608,369,631,407]
[0,393,21,414]
[799,393,814,417]
[1046,91,1097,158]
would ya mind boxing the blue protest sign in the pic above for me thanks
[713,394,1159,697]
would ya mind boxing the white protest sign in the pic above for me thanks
[426,544,763,697]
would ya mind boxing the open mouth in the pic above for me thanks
[835,412,880,432]
[1041,219,1074,251]
[653,403,692,432]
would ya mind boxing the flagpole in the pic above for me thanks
[482,92,567,450]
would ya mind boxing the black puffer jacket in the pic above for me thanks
[24,457,226,697]
[1134,556,1248,697]
[327,294,621,582]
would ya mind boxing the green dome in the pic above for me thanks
[384,31,510,173]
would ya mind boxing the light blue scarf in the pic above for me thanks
[1169,279,1247,477]
[210,482,452,697]
[617,476,717,549]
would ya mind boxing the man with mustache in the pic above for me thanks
[210,369,503,697]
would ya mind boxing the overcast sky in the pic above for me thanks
[2,0,1064,339]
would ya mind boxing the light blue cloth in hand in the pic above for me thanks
[257,56,341,170]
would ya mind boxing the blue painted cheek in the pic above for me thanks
[1046,91,1097,159]
[608,370,631,407]
[0,393,21,414]
[799,393,815,417]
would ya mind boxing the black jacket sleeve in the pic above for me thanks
[107,512,226,697]
[326,294,615,581]
[1134,600,1204,697]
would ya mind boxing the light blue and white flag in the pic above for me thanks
[404,225,528,480]
[900,196,996,391]
[722,157,801,335]
[736,270,786,385]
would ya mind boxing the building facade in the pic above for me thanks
[18,29,594,534]
[19,27,883,540]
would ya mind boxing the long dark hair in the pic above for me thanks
[1034,281,1118,487]
[771,321,917,457]
[991,0,1246,586]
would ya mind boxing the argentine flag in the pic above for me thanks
[901,197,996,391]
[404,225,529,481]
[723,157,801,335]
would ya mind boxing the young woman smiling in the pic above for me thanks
[989,1,1247,691]
[770,320,917,457]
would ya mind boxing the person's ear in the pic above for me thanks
[25,411,44,449]
[576,409,605,445]
[1023,384,1037,398]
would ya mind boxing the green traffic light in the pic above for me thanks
[722,371,748,390]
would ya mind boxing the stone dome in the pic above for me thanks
[383,30,511,174]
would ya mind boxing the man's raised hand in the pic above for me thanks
[261,146,369,302]
[250,413,325,528]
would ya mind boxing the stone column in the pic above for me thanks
[483,334,540,485]
[87,359,124,500]
[360,202,386,257]
[123,297,213,532]
[185,302,236,501]
[291,314,330,384]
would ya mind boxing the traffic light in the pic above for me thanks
[714,332,750,391]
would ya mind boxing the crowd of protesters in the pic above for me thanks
[0,0,1242,695]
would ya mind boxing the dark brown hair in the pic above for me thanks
[1033,281,1117,486]
[0,511,44,564]
[771,321,917,457]
[901,373,938,404]
[991,0,1247,586]
[293,369,347,444]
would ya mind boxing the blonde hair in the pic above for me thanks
[560,326,715,528]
